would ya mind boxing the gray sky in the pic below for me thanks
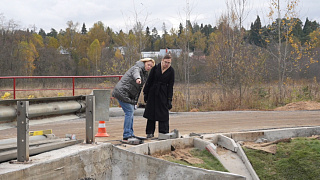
[0,0,319,34]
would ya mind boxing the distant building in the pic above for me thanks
[113,46,126,55]
[113,47,186,58]
[58,46,69,55]
[159,49,182,57]
[141,51,159,58]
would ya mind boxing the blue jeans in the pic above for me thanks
[118,100,135,139]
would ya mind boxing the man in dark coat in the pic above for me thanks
[143,54,175,138]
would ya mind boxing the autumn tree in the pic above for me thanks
[87,39,101,76]
[15,41,38,75]
[105,49,128,75]
[265,0,302,102]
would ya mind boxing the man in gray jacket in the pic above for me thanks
[112,58,155,141]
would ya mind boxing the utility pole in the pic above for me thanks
[277,0,282,101]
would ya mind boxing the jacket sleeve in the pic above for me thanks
[132,66,141,80]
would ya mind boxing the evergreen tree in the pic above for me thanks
[248,16,265,47]
[302,18,320,44]
[47,28,58,38]
[291,18,303,43]
[162,22,168,49]
[178,23,183,37]
[38,28,46,39]
[151,27,159,50]
[81,23,87,34]
[145,26,151,51]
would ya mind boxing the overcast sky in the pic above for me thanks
[0,0,319,34]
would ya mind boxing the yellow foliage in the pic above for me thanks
[1,92,11,100]
[47,37,59,49]
[32,33,44,48]
[114,49,124,60]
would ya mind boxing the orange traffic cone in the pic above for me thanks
[95,121,109,137]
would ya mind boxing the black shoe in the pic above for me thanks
[133,135,147,140]
[146,134,154,138]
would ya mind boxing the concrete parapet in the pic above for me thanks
[170,137,194,149]
[236,142,260,180]
[201,134,219,143]
[0,143,113,180]
[263,126,320,141]
[194,137,210,150]
[144,140,172,155]
[227,126,320,142]
[112,147,246,180]
[218,134,239,152]
[230,131,265,142]
[126,142,150,155]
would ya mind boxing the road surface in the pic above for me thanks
[1,110,320,142]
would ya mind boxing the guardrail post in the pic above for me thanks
[86,95,95,144]
[17,101,29,162]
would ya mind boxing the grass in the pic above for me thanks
[243,137,320,180]
[163,148,228,172]
[2,81,320,112]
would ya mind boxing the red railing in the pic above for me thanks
[0,75,122,99]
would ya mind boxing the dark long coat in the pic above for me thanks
[143,63,175,121]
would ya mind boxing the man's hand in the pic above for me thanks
[144,94,148,103]
[136,78,141,84]
[168,99,172,110]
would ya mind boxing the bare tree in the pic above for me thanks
[266,0,301,102]
[121,0,150,66]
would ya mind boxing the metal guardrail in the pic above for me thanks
[0,96,86,123]
[0,89,111,162]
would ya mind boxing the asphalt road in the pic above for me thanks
[1,110,320,142]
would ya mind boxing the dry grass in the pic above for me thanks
[171,81,320,112]
[1,80,320,112]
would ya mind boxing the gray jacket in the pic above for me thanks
[112,61,148,105]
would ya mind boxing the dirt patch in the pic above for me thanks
[274,101,320,111]
[242,142,278,154]
[153,147,204,164]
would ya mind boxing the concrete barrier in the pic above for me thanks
[229,126,320,142]
[112,146,246,180]
[0,141,246,180]
[0,143,113,180]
